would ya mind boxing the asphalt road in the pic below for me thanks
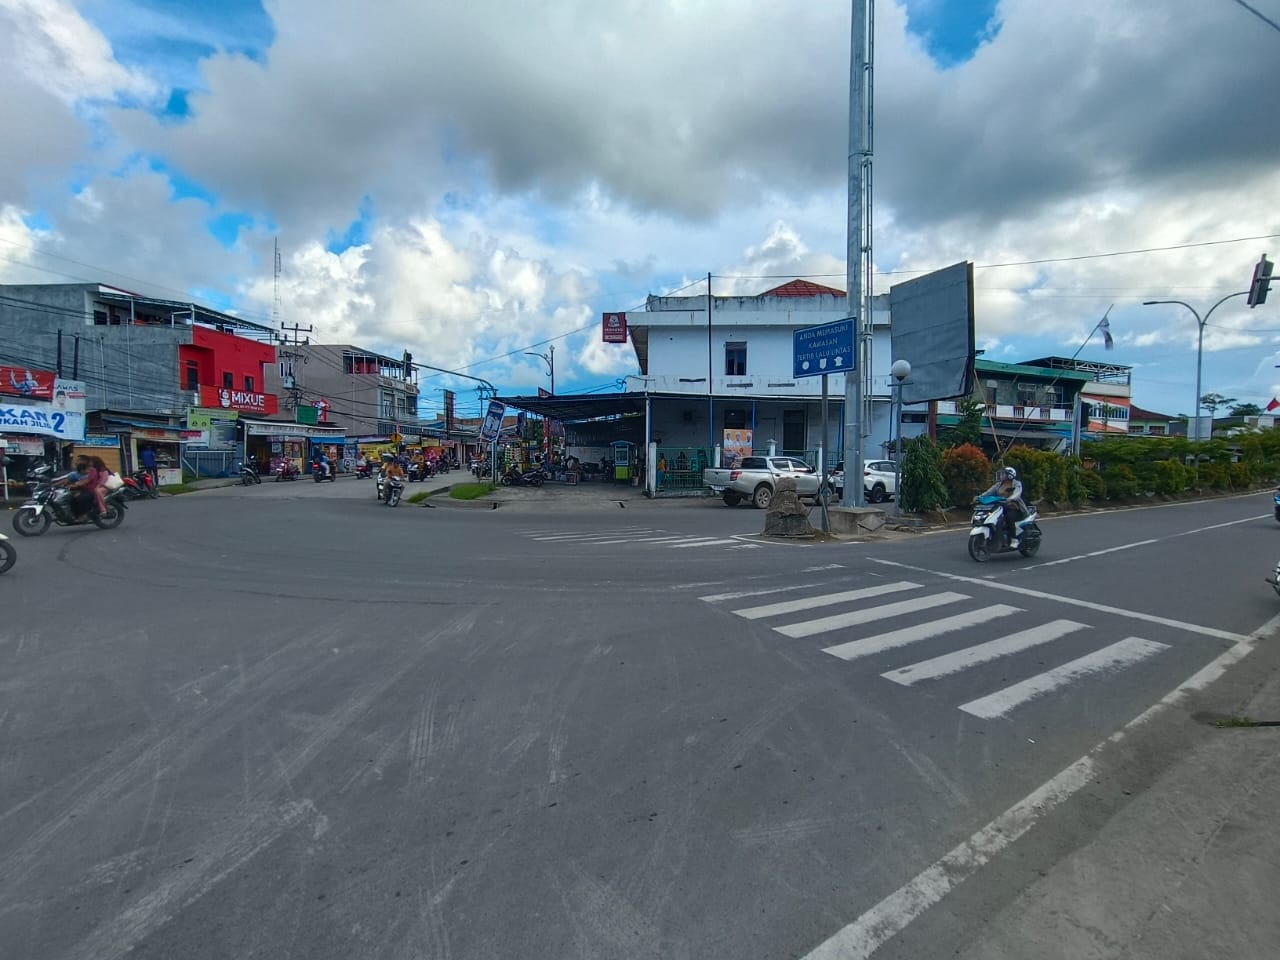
[2,481,1277,959]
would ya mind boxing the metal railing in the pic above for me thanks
[182,451,237,478]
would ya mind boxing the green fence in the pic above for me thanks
[655,447,710,492]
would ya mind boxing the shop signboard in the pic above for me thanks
[157,468,183,486]
[602,312,627,343]
[187,406,239,428]
[0,402,85,440]
[1,436,45,456]
[198,385,279,416]
[78,435,121,448]
[0,365,55,400]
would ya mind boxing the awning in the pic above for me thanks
[497,393,649,422]
[242,418,347,439]
[101,417,193,441]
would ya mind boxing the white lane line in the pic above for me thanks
[1018,538,1159,570]
[659,537,731,548]
[668,538,740,548]
[801,613,1275,960]
[823,605,1023,662]
[734,582,921,620]
[531,530,659,541]
[587,535,688,545]
[870,559,1250,642]
[776,592,969,640]
[804,564,846,572]
[700,583,824,603]
[958,636,1170,719]
[882,619,1090,685]
[1175,513,1272,536]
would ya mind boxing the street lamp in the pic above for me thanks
[1143,292,1247,444]
[890,359,911,515]
[523,345,555,395]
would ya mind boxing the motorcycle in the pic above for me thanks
[407,461,422,483]
[500,466,544,487]
[967,495,1041,561]
[275,461,300,481]
[1272,487,1279,522]
[239,461,262,486]
[355,461,373,479]
[0,531,14,575]
[129,468,159,498]
[383,474,404,507]
[1267,559,1280,597]
[12,480,127,537]
[312,461,336,483]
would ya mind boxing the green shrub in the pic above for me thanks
[940,443,991,507]
[1077,469,1106,500]
[1000,445,1050,502]
[900,436,949,513]
[1101,464,1139,498]
[1229,462,1252,488]
[1198,462,1230,489]
[1150,459,1189,495]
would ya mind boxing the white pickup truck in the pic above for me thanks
[702,456,822,508]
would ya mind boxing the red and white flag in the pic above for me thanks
[1266,397,1279,413]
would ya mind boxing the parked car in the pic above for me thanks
[829,459,897,502]
[703,456,821,508]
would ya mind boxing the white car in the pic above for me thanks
[830,459,897,502]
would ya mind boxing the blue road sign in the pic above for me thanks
[793,318,855,378]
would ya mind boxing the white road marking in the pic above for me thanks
[699,583,823,603]
[958,636,1169,719]
[823,605,1023,662]
[1176,513,1272,536]
[804,564,846,572]
[588,535,690,545]
[733,582,921,620]
[1018,538,1159,570]
[801,608,1277,960]
[531,530,659,541]
[668,538,740,548]
[881,619,1090,685]
[776,592,969,640]
[871,559,1249,642]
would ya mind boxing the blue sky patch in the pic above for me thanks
[901,0,1001,67]
[208,212,254,248]
[326,196,375,253]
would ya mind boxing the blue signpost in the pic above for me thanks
[793,318,856,531]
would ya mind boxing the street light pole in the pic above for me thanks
[1143,291,1247,444]
[890,359,911,516]
[523,346,555,395]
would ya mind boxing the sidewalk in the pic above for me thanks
[952,642,1280,960]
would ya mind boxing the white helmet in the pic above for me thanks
[1002,466,1018,481]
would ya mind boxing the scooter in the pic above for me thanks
[499,467,543,487]
[355,461,373,479]
[383,475,404,507]
[239,461,262,486]
[1272,487,1279,522]
[407,461,422,483]
[0,531,14,575]
[275,461,300,481]
[312,461,336,483]
[967,495,1041,561]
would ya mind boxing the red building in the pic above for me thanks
[180,326,279,416]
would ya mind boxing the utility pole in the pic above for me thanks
[277,322,313,412]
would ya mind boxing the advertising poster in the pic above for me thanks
[0,365,55,400]
[722,428,753,468]
[0,403,85,441]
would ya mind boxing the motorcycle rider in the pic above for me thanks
[379,452,405,499]
[979,466,1027,547]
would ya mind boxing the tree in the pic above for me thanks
[1229,402,1262,417]
[899,436,949,513]
[938,395,985,448]
[1199,393,1237,416]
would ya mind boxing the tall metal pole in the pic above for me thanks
[843,0,869,508]
[707,272,714,456]
[820,373,830,532]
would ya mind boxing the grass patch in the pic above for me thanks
[1215,716,1257,728]
[449,482,496,500]
[407,490,432,504]
[159,483,197,496]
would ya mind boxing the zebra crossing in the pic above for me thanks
[700,579,1172,720]
[513,525,764,551]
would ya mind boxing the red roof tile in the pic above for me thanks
[759,279,846,298]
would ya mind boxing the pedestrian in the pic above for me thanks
[140,445,159,489]
[657,455,667,490]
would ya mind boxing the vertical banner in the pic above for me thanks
[602,312,627,343]
[722,428,753,468]
[443,390,455,433]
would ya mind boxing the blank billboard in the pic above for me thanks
[888,261,976,404]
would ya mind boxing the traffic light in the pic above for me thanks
[1247,254,1273,308]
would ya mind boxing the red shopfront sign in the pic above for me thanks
[199,385,279,415]
[602,312,627,343]
[0,364,56,401]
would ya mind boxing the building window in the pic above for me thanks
[223,371,234,389]
[185,361,199,391]
[1128,424,1143,434]
[1149,425,1166,436]
[1015,382,1037,407]
[725,342,747,376]
[244,375,255,392]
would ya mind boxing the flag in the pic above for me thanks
[1098,315,1114,350]
[1266,397,1279,413]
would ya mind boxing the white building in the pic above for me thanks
[621,280,918,486]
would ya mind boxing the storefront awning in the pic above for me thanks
[242,418,347,439]
[101,417,194,441]
[497,393,649,422]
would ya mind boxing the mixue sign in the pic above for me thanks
[200,385,279,415]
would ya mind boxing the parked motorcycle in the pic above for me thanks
[130,468,159,498]
[0,531,14,575]
[239,461,262,486]
[383,475,404,507]
[275,461,300,481]
[12,480,127,536]
[499,466,544,487]
[967,495,1041,561]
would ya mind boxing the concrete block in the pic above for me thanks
[828,506,887,534]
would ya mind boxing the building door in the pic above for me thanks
[783,409,806,456]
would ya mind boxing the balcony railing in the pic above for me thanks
[936,400,1074,422]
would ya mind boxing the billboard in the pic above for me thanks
[199,385,280,415]
[888,261,976,404]
[602,312,627,343]
[479,400,506,442]
[443,389,455,433]
[1,365,56,401]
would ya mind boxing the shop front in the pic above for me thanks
[99,416,199,484]
[242,419,346,477]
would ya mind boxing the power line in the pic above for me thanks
[1229,0,1280,34]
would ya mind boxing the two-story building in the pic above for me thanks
[0,282,278,477]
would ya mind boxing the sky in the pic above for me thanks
[0,0,1278,420]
